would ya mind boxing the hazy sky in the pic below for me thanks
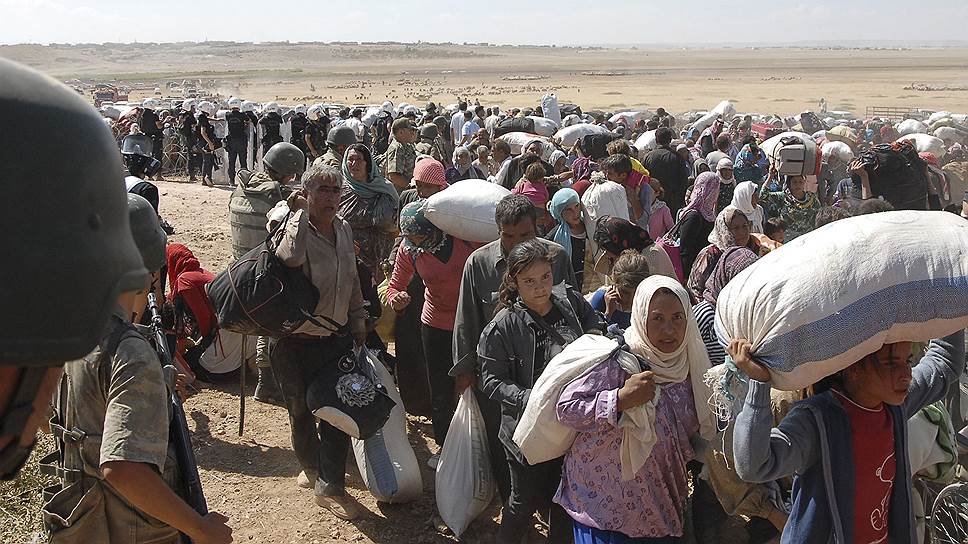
[2,0,966,45]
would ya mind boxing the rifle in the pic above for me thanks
[145,293,209,521]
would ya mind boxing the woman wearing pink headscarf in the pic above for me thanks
[675,171,720,278]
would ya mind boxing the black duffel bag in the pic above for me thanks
[493,117,536,138]
[852,140,928,211]
[206,213,344,337]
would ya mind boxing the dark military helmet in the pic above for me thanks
[127,194,168,273]
[262,142,305,177]
[0,58,147,366]
[419,124,439,140]
[327,126,358,146]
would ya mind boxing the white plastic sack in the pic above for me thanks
[435,390,495,537]
[897,119,929,136]
[634,130,657,152]
[821,141,854,163]
[714,211,968,390]
[352,349,422,503]
[554,123,611,148]
[541,93,561,125]
[561,114,584,127]
[934,127,965,144]
[496,132,551,157]
[424,179,511,242]
[690,100,737,134]
[928,111,952,125]
[198,331,253,374]
[362,106,381,127]
[512,335,643,465]
[609,110,653,126]
[898,133,946,158]
[527,116,560,137]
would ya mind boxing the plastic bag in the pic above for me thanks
[352,349,422,503]
[424,179,511,242]
[435,390,495,537]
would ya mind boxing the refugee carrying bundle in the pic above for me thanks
[423,179,511,242]
[497,132,551,157]
[853,140,929,210]
[541,93,562,125]
[352,349,422,503]
[207,213,343,337]
[633,130,657,153]
[898,133,947,159]
[821,141,854,164]
[435,390,494,536]
[553,123,610,148]
[493,117,536,138]
[714,210,968,391]
[761,131,821,177]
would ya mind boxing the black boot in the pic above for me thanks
[254,367,283,403]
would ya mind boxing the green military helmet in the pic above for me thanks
[419,124,439,140]
[0,58,148,366]
[262,142,305,177]
[127,194,168,273]
[327,126,358,147]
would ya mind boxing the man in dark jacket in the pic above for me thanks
[643,127,689,215]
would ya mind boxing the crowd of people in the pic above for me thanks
[4,53,968,544]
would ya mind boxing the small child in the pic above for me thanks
[513,161,551,210]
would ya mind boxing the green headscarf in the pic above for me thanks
[399,201,453,261]
[341,145,400,203]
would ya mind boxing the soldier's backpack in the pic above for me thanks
[373,113,393,155]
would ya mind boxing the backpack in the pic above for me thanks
[854,141,928,210]
[290,115,308,145]
[770,135,820,177]
[580,133,621,161]
[374,113,393,155]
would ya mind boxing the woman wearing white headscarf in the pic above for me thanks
[444,146,486,183]
[730,181,765,233]
[554,275,715,541]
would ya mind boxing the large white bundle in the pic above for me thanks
[352,349,422,503]
[634,130,658,152]
[527,115,560,137]
[435,390,495,536]
[554,123,610,148]
[581,177,629,257]
[714,211,968,391]
[609,110,654,126]
[691,100,737,134]
[897,119,929,136]
[198,331,252,374]
[541,93,561,125]
[821,141,854,163]
[898,133,946,158]
[562,114,584,127]
[928,111,952,125]
[424,180,511,242]
[496,132,553,159]
[934,126,966,144]
[362,106,382,127]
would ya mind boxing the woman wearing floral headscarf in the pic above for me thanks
[686,205,761,302]
[676,171,720,279]
[758,174,822,241]
[339,143,400,283]
[386,202,481,466]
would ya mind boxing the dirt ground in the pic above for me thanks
[3,42,968,115]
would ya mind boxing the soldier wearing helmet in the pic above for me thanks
[314,125,356,168]
[139,98,165,181]
[224,97,250,184]
[305,105,332,163]
[194,101,219,186]
[258,102,284,155]
[229,142,305,403]
[289,104,310,169]
[177,100,200,182]
[0,59,233,543]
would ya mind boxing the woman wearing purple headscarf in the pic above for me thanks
[675,171,720,279]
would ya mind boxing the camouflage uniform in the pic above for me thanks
[315,148,342,169]
[415,139,446,165]
[381,139,416,185]
[42,310,180,543]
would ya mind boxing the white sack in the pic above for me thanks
[527,115,561,137]
[691,100,737,134]
[496,132,551,157]
[435,390,495,537]
[352,349,422,503]
[898,133,947,158]
[897,119,929,136]
[424,179,511,242]
[198,331,252,374]
[634,130,658,152]
[714,211,968,391]
[609,110,653,126]
[554,123,611,148]
[928,111,952,125]
[821,141,854,164]
[562,114,584,127]
[934,126,966,144]
[541,93,561,125]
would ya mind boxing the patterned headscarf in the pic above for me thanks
[708,205,749,249]
[548,188,581,258]
[732,143,761,170]
[684,172,721,222]
[702,246,758,305]
[399,201,452,260]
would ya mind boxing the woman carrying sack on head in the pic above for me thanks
[478,239,606,544]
